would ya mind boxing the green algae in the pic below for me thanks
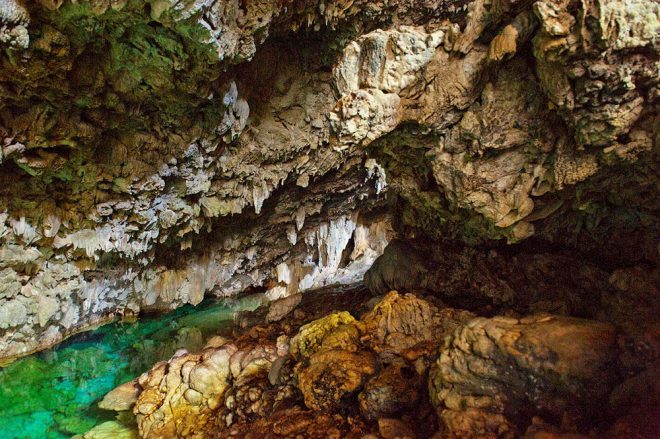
[366,125,513,244]
[0,294,265,439]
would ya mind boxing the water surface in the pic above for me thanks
[0,295,265,439]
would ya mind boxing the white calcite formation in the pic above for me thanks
[0,0,657,360]
[265,215,393,300]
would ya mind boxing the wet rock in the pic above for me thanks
[134,344,236,438]
[297,349,376,412]
[204,335,229,349]
[360,290,474,359]
[522,418,589,439]
[287,306,381,412]
[76,420,138,439]
[266,293,302,323]
[99,379,141,411]
[98,285,659,439]
[228,406,369,438]
[429,314,619,438]
[378,418,416,439]
[290,311,359,359]
[220,369,283,426]
[0,0,657,364]
[359,363,421,420]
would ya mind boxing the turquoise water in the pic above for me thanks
[0,295,265,439]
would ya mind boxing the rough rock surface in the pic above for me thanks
[94,287,660,439]
[360,290,475,358]
[98,379,140,411]
[364,238,642,318]
[101,291,461,438]
[1,0,658,437]
[296,348,377,411]
[429,314,620,438]
[358,362,422,420]
[0,0,657,370]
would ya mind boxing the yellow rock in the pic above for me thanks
[290,311,358,358]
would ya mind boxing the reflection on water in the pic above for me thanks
[0,294,266,439]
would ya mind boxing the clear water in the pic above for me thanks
[0,295,265,439]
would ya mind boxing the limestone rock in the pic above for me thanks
[219,348,290,427]
[99,286,657,439]
[296,349,377,412]
[378,418,417,439]
[76,420,138,439]
[226,406,369,439]
[0,0,656,375]
[0,0,29,48]
[522,418,589,439]
[99,379,141,411]
[532,0,658,147]
[429,314,620,438]
[134,344,236,438]
[360,290,474,358]
[358,363,421,420]
[0,267,20,299]
[289,311,358,359]
[266,293,302,322]
[365,239,617,316]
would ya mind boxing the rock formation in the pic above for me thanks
[0,0,657,361]
[429,314,619,438]
[0,0,658,436]
[92,289,658,438]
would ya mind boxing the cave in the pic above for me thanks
[0,0,658,438]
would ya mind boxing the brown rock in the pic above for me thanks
[604,403,660,439]
[230,406,369,439]
[359,363,421,420]
[266,293,302,322]
[429,314,619,438]
[365,240,619,317]
[296,349,377,411]
[360,290,474,359]
[523,417,589,439]
[378,418,416,439]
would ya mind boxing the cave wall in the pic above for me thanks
[0,0,657,360]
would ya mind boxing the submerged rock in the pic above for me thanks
[76,420,138,439]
